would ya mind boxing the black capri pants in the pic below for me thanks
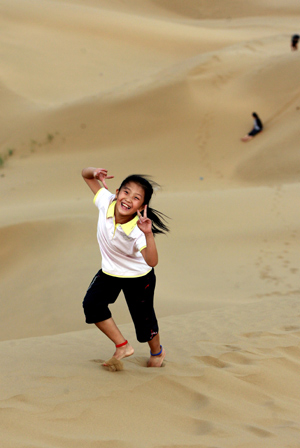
[82,269,158,343]
[248,128,262,137]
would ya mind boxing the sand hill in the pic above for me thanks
[1,1,300,447]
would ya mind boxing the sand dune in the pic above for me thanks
[1,301,300,447]
[1,0,300,447]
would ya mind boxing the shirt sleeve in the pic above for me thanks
[93,188,114,210]
[135,231,147,252]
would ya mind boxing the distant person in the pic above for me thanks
[291,34,299,51]
[241,112,263,142]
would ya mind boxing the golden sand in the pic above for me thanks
[1,1,300,447]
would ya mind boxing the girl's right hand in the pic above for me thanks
[93,168,114,189]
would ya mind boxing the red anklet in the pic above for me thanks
[116,340,128,348]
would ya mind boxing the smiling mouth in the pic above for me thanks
[121,202,131,210]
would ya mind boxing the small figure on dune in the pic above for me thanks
[82,167,169,371]
[241,112,263,142]
[291,34,299,51]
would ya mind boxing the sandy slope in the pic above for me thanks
[1,302,300,448]
[1,0,300,447]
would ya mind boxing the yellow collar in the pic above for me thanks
[107,201,139,236]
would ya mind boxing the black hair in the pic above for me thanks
[119,174,170,235]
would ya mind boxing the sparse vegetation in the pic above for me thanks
[1,131,60,167]
[0,148,14,168]
[30,139,38,152]
[31,132,58,152]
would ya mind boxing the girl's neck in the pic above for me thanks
[114,209,135,225]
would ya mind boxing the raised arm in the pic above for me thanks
[82,167,114,195]
[137,206,158,267]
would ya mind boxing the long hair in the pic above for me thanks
[118,174,170,235]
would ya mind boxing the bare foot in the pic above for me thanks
[113,342,134,360]
[147,347,166,367]
[241,136,252,142]
[102,342,134,370]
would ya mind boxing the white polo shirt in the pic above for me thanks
[93,188,151,278]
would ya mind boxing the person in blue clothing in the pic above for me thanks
[241,112,263,142]
[82,167,169,371]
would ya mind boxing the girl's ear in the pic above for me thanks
[113,189,119,201]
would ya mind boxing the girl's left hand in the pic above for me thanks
[137,205,152,234]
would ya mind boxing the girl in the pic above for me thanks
[82,167,169,371]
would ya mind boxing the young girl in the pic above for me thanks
[82,167,169,371]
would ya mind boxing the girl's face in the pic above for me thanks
[115,182,145,221]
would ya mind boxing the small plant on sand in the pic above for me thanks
[47,133,54,143]
[30,139,38,152]
[30,132,58,151]
[0,148,14,167]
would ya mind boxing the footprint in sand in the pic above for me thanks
[196,112,212,166]
[281,325,300,332]
[196,112,224,179]
[270,185,282,217]
[245,424,274,438]
[194,355,228,369]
